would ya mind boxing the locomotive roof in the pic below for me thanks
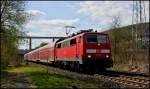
[56,33,84,44]
[57,32,107,44]
[26,32,107,55]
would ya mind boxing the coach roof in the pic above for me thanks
[27,40,58,54]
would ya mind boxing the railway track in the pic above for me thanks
[28,61,149,88]
[94,74,149,88]
[95,69,149,88]
[104,69,149,77]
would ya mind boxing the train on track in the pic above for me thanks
[24,29,113,71]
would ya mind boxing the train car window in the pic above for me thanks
[64,42,66,47]
[61,41,66,48]
[66,41,70,47]
[58,41,70,48]
[64,41,68,47]
[61,42,65,48]
[70,38,76,45]
[57,43,61,48]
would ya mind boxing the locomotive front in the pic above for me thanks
[82,32,113,70]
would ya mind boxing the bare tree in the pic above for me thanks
[110,15,121,64]
[111,15,121,29]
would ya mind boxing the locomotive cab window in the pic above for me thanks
[87,35,97,43]
[97,35,107,43]
[86,34,107,43]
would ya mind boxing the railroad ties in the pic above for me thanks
[94,74,149,88]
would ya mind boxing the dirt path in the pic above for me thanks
[1,72,36,88]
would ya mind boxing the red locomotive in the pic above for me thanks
[24,30,113,71]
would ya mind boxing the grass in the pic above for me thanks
[3,65,97,88]
[0,70,8,83]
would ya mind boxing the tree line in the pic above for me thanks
[106,15,149,68]
[1,1,28,69]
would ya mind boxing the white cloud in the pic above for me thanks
[21,9,81,49]
[78,1,149,29]
[24,9,80,37]
[25,10,47,20]
[26,10,46,16]
[24,18,80,36]
[25,18,79,28]
[27,31,44,36]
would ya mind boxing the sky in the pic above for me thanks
[19,1,149,49]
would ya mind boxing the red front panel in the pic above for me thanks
[83,33,112,59]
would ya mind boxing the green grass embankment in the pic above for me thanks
[2,65,97,88]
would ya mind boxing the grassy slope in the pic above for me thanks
[2,65,97,88]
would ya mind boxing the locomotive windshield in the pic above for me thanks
[86,34,107,43]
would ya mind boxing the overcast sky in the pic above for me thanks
[19,1,149,49]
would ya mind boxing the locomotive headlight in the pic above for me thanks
[101,49,110,53]
[88,55,91,58]
[106,54,109,58]
[86,49,96,53]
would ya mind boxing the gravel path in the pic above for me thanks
[1,72,36,88]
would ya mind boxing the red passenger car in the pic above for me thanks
[24,30,113,70]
